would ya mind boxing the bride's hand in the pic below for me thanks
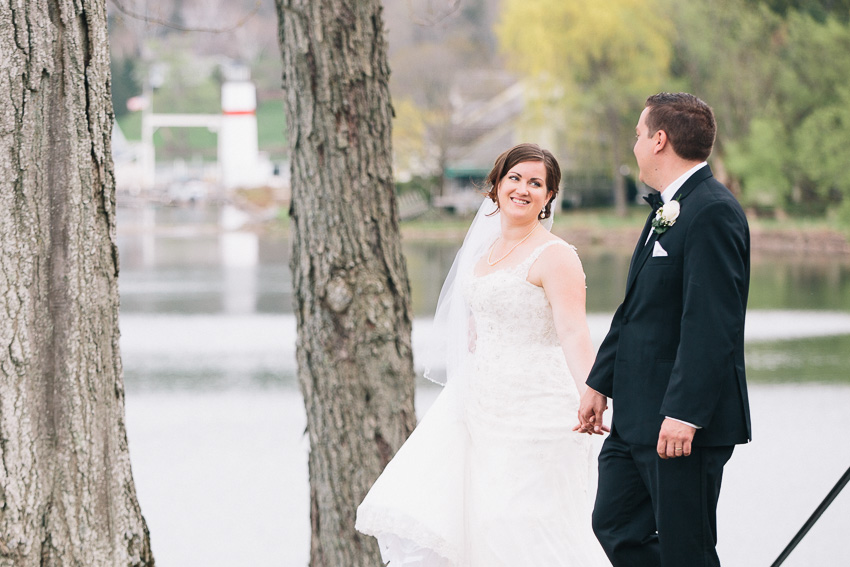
[574,387,609,435]
[572,415,611,435]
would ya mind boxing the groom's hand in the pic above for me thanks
[657,418,696,459]
[574,387,609,435]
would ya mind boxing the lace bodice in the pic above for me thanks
[460,240,583,417]
[464,240,578,353]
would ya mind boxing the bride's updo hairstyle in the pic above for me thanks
[484,142,561,220]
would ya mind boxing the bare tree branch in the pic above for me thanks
[109,0,262,33]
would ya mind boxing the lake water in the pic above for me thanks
[117,205,850,566]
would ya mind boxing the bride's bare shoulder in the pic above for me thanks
[539,234,580,262]
[529,235,584,286]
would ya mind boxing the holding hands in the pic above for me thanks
[574,389,696,461]
[574,387,610,435]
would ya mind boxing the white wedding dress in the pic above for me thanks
[356,240,609,566]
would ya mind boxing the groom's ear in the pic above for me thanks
[653,129,668,154]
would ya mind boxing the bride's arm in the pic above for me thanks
[535,244,596,396]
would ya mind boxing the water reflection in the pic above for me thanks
[117,205,850,318]
[117,206,291,315]
[117,204,850,390]
[747,333,850,383]
[220,231,259,313]
[750,254,850,311]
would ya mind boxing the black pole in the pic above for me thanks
[771,465,850,567]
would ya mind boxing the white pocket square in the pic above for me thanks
[652,241,668,257]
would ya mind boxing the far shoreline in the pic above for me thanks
[398,210,850,257]
[117,201,850,257]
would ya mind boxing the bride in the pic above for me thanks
[356,143,609,566]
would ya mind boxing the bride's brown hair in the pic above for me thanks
[484,143,561,220]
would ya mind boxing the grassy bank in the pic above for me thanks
[396,208,850,255]
[262,204,850,255]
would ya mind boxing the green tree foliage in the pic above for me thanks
[667,1,787,203]
[518,0,850,219]
[667,1,784,146]
[777,12,850,212]
[496,0,674,214]
[708,7,850,214]
[750,0,850,21]
[724,118,793,208]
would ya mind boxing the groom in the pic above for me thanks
[577,93,751,566]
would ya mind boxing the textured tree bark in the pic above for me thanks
[0,1,154,565]
[275,1,417,565]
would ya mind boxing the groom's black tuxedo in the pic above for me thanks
[587,165,751,566]
[588,164,751,444]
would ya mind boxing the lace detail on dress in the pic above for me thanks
[356,507,457,564]
[466,239,581,356]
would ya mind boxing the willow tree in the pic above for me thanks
[497,0,673,215]
[274,1,417,565]
[0,1,153,565]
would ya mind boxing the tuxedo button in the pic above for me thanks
[622,316,629,324]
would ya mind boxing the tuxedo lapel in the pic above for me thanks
[624,165,714,298]
[626,227,658,294]
[626,212,656,288]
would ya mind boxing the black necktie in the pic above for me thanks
[643,192,662,212]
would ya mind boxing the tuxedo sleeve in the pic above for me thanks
[585,302,625,398]
[660,199,748,426]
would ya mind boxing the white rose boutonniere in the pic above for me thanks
[652,199,680,235]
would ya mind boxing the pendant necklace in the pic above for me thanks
[487,223,540,266]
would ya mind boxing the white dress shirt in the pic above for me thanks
[645,162,708,245]
[661,161,707,203]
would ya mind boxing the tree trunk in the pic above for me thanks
[0,1,154,566]
[608,107,628,217]
[274,2,417,566]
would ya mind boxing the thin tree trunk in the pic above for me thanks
[275,1,417,565]
[0,1,154,565]
[608,107,628,217]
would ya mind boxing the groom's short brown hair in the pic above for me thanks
[645,93,716,162]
